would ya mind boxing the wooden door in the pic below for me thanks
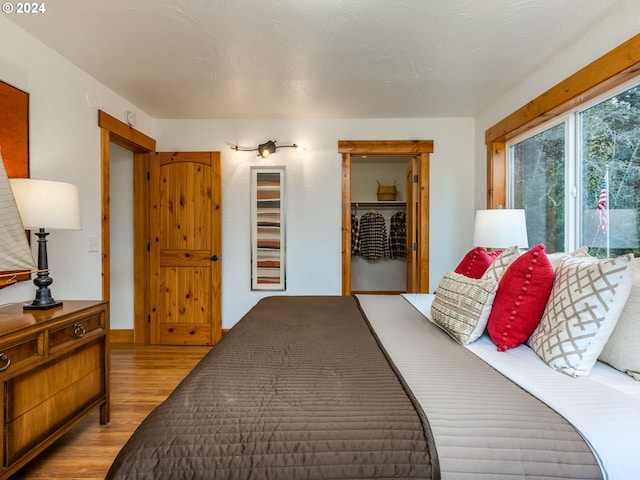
[149,152,222,345]
[406,157,418,292]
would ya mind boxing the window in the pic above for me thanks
[508,82,640,257]
[510,123,565,252]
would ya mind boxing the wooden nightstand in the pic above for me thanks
[0,300,109,479]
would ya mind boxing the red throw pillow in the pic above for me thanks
[455,247,502,279]
[487,244,554,351]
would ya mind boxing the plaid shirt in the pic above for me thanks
[388,210,406,259]
[351,213,360,255]
[358,211,389,260]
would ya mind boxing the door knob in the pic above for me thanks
[210,255,219,261]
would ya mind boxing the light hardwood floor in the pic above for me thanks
[11,343,212,479]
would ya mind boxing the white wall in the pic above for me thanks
[0,16,154,307]
[9,3,636,331]
[474,0,640,211]
[0,13,475,329]
[109,143,134,330]
[156,118,475,328]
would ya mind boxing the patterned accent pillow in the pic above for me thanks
[454,247,502,279]
[599,257,640,380]
[481,246,521,284]
[487,244,554,351]
[431,271,498,345]
[529,254,635,377]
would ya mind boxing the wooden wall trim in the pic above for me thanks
[133,152,151,344]
[111,329,134,343]
[100,129,111,302]
[98,110,156,152]
[338,140,434,155]
[486,34,640,145]
[417,152,430,292]
[486,141,506,209]
[341,153,351,295]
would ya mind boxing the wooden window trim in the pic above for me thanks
[485,34,640,208]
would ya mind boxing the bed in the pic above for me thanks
[105,292,640,480]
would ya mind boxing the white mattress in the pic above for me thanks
[361,294,640,480]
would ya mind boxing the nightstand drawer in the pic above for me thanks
[6,341,105,462]
[49,312,105,353]
[6,341,104,421]
[0,335,43,379]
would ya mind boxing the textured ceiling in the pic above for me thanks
[8,0,620,119]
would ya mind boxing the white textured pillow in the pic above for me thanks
[530,254,635,377]
[546,246,590,271]
[431,271,498,345]
[481,246,520,283]
[599,257,640,380]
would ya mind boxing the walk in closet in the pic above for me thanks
[350,156,409,293]
[339,140,432,296]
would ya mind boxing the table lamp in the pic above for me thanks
[472,209,529,249]
[9,178,81,310]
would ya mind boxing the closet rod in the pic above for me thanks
[351,201,406,209]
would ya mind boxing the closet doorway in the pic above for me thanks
[339,140,433,295]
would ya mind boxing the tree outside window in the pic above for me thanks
[510,82,640,258]
[580,84,640,258]
[510,123,565,253]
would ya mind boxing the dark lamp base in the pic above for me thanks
[24,228,64,311]
[23,300,63,310]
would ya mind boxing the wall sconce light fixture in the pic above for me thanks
[231,140,303,158]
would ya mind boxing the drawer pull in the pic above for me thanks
[0,353,11,371]
[73,323,86,338]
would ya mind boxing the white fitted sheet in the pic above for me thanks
[398,293,640,480]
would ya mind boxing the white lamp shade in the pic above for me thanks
[473,209,528,249]
[9,178,82,230]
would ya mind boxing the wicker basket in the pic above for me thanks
[376,181,397,201]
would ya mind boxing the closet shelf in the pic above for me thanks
[351,201,406,209]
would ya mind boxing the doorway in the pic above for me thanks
[99,110,155,343]
[350,155,408,293]
[99,112,222,345]
[339,140,433,295]
[109,143,135,335]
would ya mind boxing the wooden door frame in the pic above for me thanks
[98,110,156,343]
[405,157,418,293]
[339,140,433,295]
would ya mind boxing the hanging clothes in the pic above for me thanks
[388,210,407,259]
[358,210,389,260]
[351,212,360,256]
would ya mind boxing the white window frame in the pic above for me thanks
[506,77,640,253]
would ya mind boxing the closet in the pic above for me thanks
[350,157,408,293]
[339,140,433,296]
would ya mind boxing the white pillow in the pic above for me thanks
[529,254,635,377]
[431,271,497,345]
[481,246,520,283]
[599,257,640,380]
[546,246,590,271]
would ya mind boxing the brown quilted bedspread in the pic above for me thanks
[106,296,436,480]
